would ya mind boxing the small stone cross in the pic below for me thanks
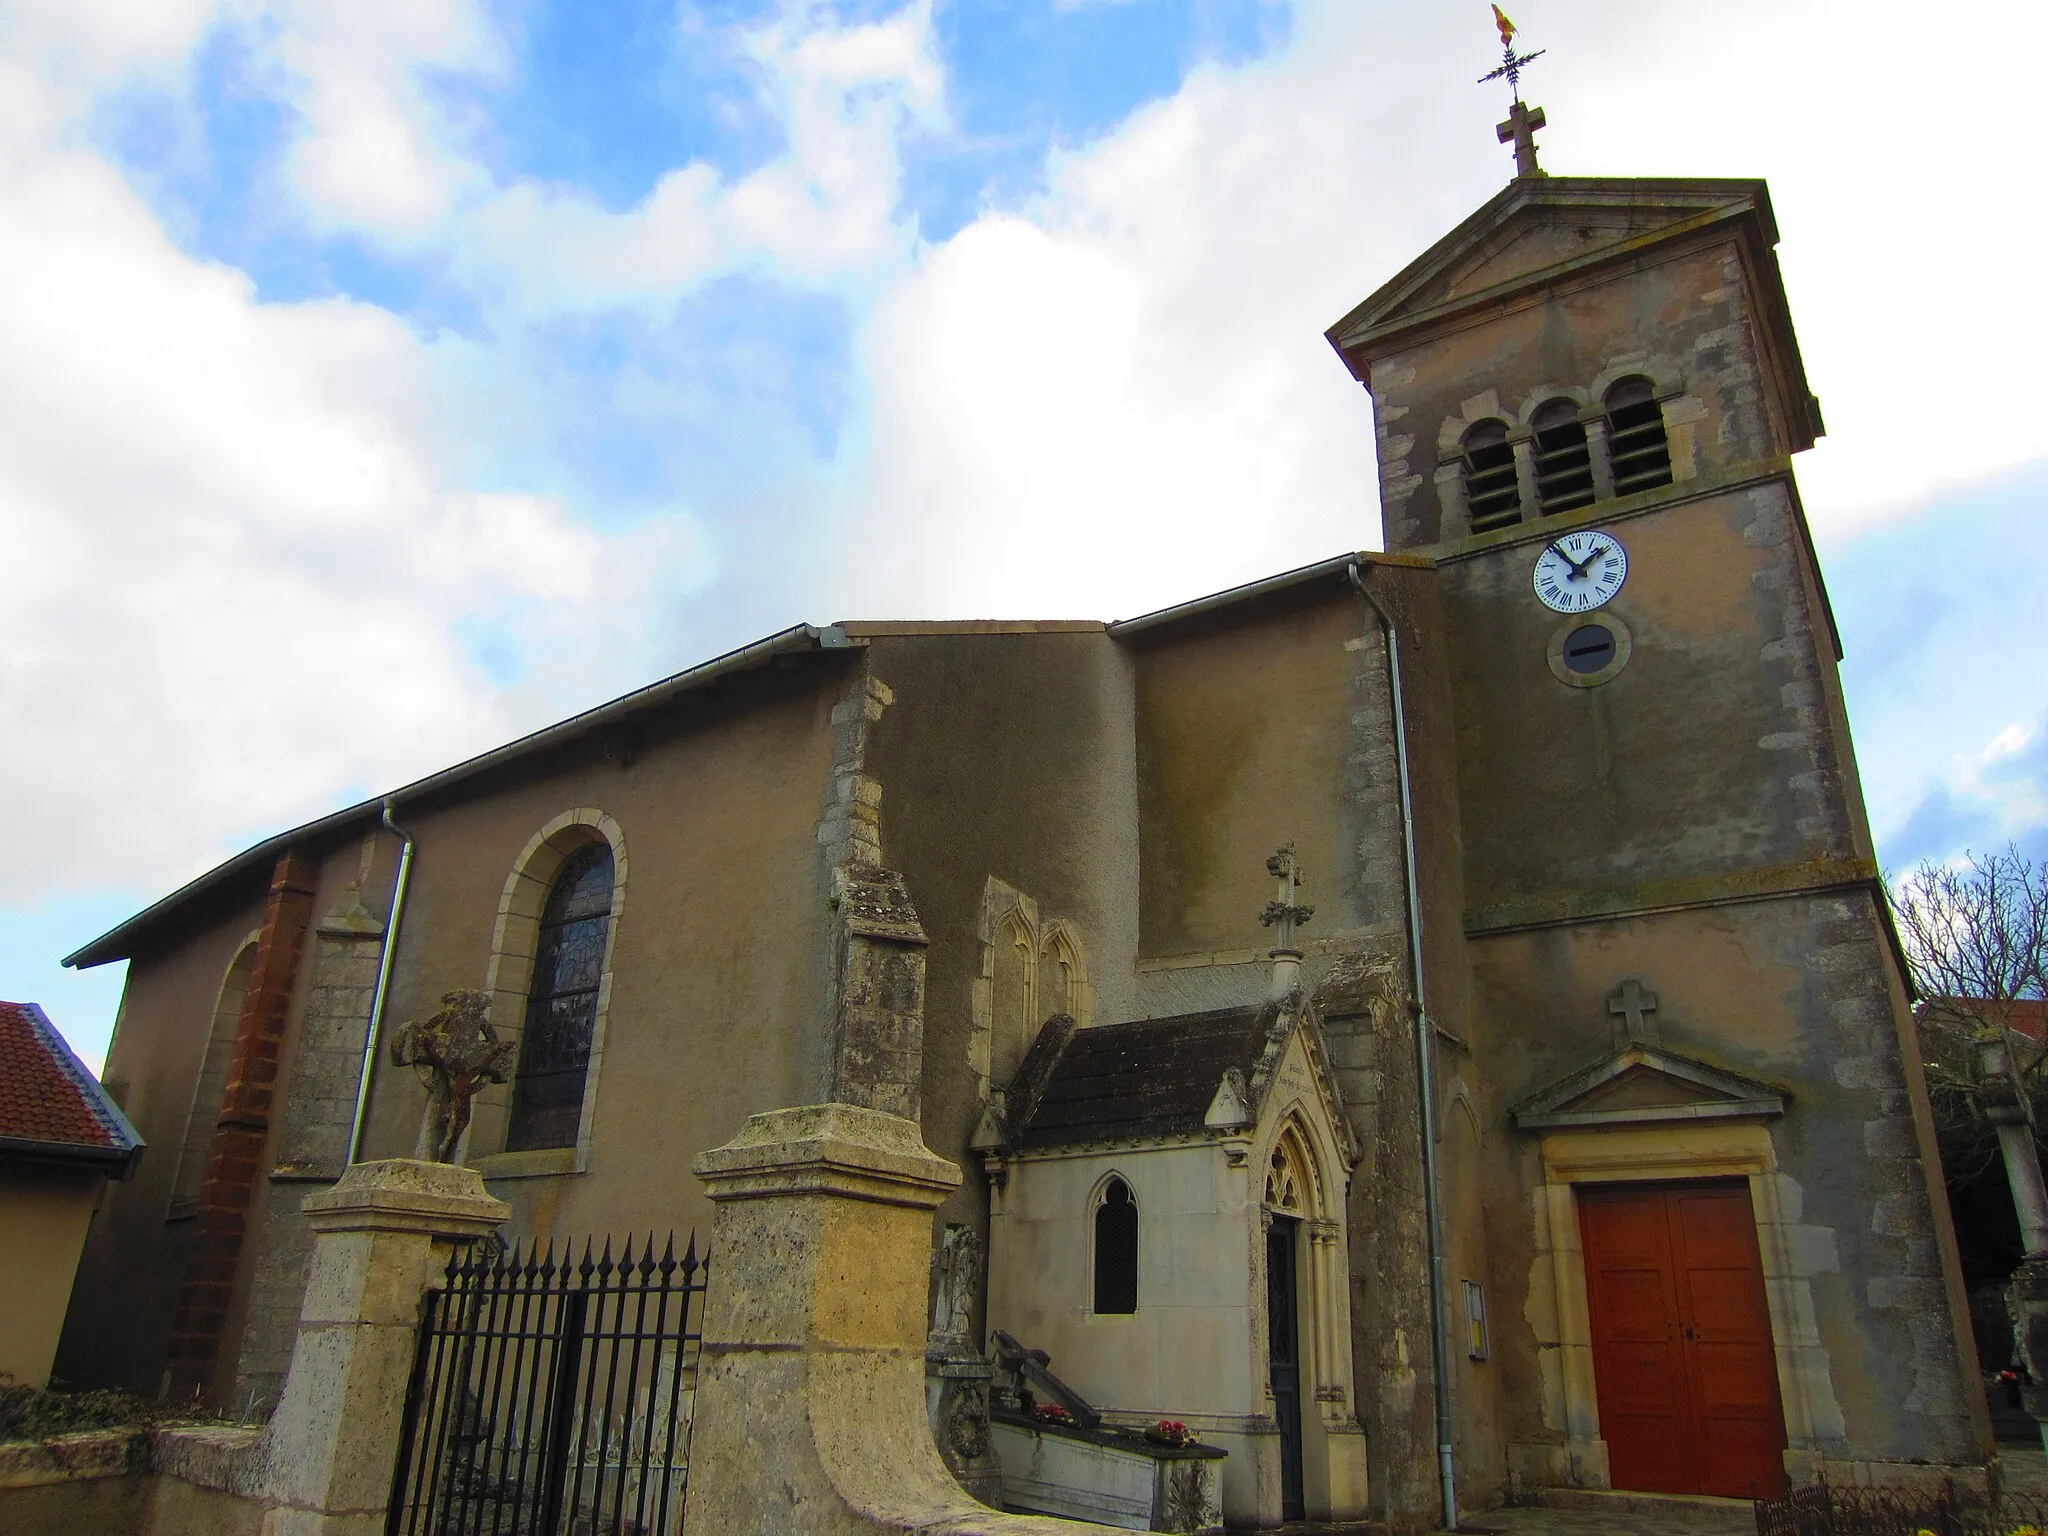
[1607,978,1659,1041]
[1260,844,1315,952]
[1497,100,1547,179]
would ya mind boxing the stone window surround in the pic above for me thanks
[1090,1169,1139,1316]
[1432,369,1697,538]
[469,808,629,1181]
[1517,1120,1845,1494]
[1259,1109,1353,1418]
[972,877,1093,1107]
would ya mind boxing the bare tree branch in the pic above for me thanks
[1891,845,2048,1192]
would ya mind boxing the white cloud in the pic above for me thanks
[268,0,500,237]
[6,0,2046,924]
[838,0,2048,620]
[0,87,603,903]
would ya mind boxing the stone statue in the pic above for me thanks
[389,989,516,1163]
[929,1222,984,1349]
[924,1221,1001,1501]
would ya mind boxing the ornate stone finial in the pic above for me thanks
[389,989,516,1163]
[1478,6,1548,178]
[1261,844,1315,953]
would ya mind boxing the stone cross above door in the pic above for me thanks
[1608,977,1660,1044]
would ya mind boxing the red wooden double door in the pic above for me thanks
[1579,1180,1788,1498]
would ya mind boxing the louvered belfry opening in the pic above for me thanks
[1605,375,1674,495]
[508,842,614,1152]
[1093,1177,1139,1314]
[1460,418,1522,531]
[1531,398,1595,515]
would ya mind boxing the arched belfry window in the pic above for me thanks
[1094,1177,1139,1314]
[507,843,614,1151]
[1461,419,1522,532]
[1605,376,1673,495]
[1531,398,1595,516]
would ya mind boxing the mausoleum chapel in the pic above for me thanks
[54,58,1992,1536]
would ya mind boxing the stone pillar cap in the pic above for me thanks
[694,1102,963,1210]
[300,1157,510,1237]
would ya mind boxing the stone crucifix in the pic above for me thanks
[389,989,516,1163]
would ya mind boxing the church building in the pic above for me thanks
[55,95,1990,1531]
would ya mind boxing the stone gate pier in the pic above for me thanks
[686,1102,1125,1535]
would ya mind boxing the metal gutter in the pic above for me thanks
[65,622,854,969]
[346,800,414,1167]
[0,1135,144,1177]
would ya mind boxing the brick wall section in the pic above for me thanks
[163,850,318,1405]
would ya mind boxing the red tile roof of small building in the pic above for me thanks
[1924,997,2048,1040]
[0,1000,143,1169]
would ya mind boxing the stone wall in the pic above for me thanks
[231,867,390,1415]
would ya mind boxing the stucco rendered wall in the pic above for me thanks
[860,626,1141,1248]
[0,1165,102,1385]
[349,662,850,1253]
[1469,892,1988,1478]
[60,655,854,1405]
[56,893,268,1397]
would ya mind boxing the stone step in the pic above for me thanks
[1505,1486,1755,1529]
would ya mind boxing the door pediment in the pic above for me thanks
[1511,1045,1787,1132]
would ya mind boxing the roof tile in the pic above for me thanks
[0,1000,143,1163]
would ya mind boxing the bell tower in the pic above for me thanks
[1317,60,1990,1503]
[1322,165,1839,905]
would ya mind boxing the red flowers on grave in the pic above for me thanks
[1032,1403,1073,1426]
[1145,1419,1193,1447]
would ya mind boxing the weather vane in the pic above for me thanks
[1478,6,1548,179]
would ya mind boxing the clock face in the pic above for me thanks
[1533,529,1627,613]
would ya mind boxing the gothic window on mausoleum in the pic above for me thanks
[1094,1176,1139,1315]
[1605,376,1673,495]
[1265,1125,1313,1216]
[1531,398,1595,516]
[1460,418,1522,532]
[507,843,614,1152]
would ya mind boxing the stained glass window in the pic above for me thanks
[506,843,614,1152]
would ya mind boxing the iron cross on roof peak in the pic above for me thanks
[1478,6,1548,179]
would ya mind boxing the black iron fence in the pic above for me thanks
[387,1232,708,1536]
[1754,1477,2048,1536]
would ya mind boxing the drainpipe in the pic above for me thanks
[346,799,415,1167]
[1348,558,1459,1532]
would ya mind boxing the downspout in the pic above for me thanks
[1348,558,1459,1531]
[346,799,415,1167]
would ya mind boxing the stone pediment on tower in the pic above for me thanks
[1510,1043,1788,1132]
[1324,177,1820,447]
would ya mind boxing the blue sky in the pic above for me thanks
[1,0,2043,1070]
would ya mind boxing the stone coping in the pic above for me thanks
[301,1156,510,1235]
[989,1409,1226,1461]
[693,1102,964,1207]
[0,1422,262,1492]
